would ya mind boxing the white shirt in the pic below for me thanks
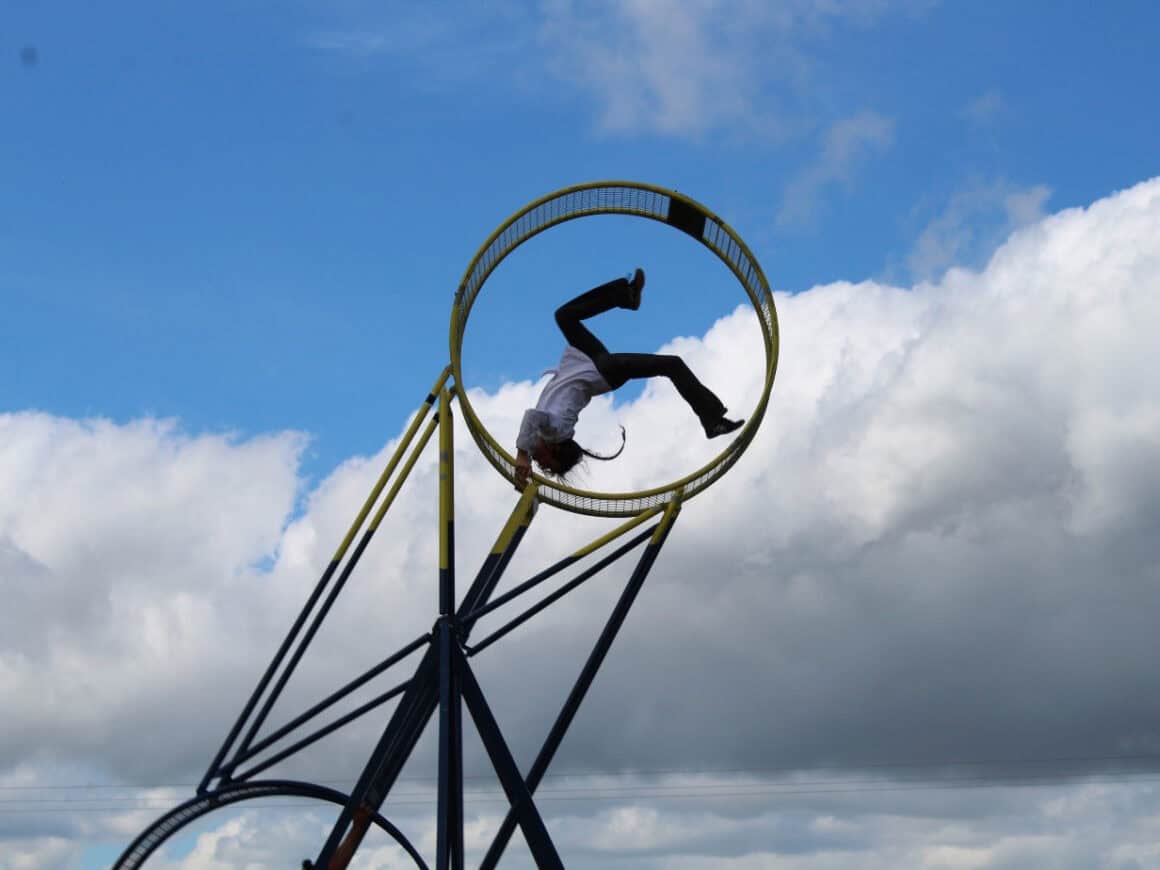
[516,345,612,450]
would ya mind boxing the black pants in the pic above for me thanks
[554,277,727,423]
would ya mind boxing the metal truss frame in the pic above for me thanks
[114,368,681,869]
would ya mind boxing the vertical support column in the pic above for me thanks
[311,485,540,869]
[435,389,464,870]
[438,388,455,618]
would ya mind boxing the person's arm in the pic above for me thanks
[514,408,552,490]
[514,409,546,490]
[514,447,533,490]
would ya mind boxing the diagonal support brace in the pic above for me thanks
[479,498,681,869]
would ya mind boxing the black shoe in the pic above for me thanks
[703,416,743,438]
[624,268,645,310]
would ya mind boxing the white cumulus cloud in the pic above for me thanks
[3,176,1160,867]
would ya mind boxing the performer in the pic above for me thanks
[514,268,743,488]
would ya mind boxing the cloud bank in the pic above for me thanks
[3,177,1160,867]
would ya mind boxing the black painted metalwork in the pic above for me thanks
[112,779,428,870]
[479,504,680,869]
[236,634,428,765]
[114,178,769,866]
[464,526,656,657]
[116,446,678,868]
[457,643,563,869]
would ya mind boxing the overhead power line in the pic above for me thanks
[3,762,1160,815]
[4,750,1160,793]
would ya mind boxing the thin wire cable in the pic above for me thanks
[6,751,1160,792]
[5,763,1160,814]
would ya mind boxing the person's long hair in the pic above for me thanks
[538,426,626,480]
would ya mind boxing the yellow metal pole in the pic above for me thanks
[365,415,440,533]
[567,504,665,561]
[457,483,539,630]
[331,367,451,562]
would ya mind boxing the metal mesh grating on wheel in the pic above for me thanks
[450,181,779,518]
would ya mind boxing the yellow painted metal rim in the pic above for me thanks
[450,181,779,517]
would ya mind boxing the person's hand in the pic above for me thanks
[514,450,532,491]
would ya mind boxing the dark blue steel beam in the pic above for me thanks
[113,780,429,870]
[202,378,447,793]
[455,644,564,869]
[436,620,464,870]
[435,389,464,870]
[313,648,440,867]
[465,526,654,657]
[458,505,659,633]
[232,678,412,782]
[478,502,681,870]
[234,514,395,764]
[311,462,538,868]
[232,633,429,768]
[198,558,340,793]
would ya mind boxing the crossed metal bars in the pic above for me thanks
[115,367,681,869]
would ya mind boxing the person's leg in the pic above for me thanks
[598,352,727,423]
[554,274,641,359]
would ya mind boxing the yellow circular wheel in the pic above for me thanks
[451,181,779,517]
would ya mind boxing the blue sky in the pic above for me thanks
[6,1,1157,480]
[4,3,1160,868]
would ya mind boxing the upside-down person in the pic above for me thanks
[513,268,743,489]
